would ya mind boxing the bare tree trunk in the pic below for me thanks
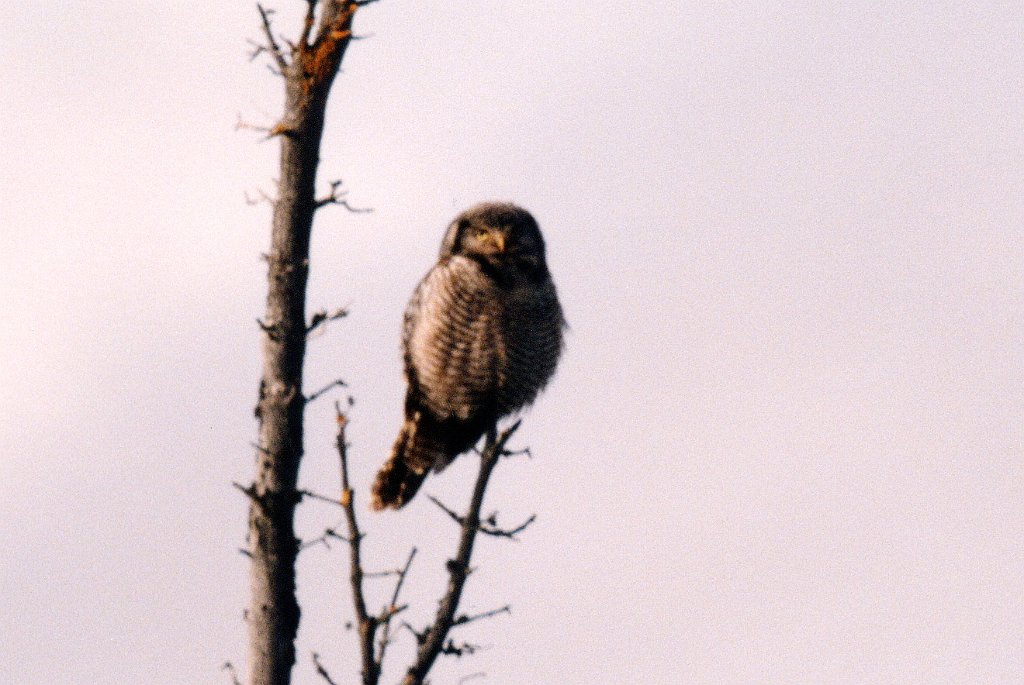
[243,3,370,684]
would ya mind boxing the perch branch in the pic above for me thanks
[399,421,521,685]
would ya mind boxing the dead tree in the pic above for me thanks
[238,4,537,685]
[321,408,534,685]
[240,3,377,685]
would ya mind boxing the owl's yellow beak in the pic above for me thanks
[492,233,505,252]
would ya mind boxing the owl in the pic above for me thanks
[370,202,565,510]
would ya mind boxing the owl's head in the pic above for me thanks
[440,202,548,277]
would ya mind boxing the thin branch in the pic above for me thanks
[376,546,418,667]
[299,489,344,507]
[325,528,355,544]
[246,39,273,64]
[256,3,288,70]
[480,513,536,540]
[400,621,428,645]
[458,672,487,685]
[400,422,521,685]
[221,661,243,685]
[426,495,463,526]
[244,187,277,207]
[236,114,297,140]
[429,496,536,540]
[306,378,347,403]
[335,405,380,685]
[307,306,349,336]
[364,569,402,579]
[298,0,317,50]
[256,317,281,340]
[249,441,271,456]
[452,605,510,627]
[386,547,417,615]
[232,481,260,504]
[440,639,480,658]
[299,523,345,552]
[312,652,341,685]
[315,179,373,212]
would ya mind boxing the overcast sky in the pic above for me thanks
[2,2,1022,684]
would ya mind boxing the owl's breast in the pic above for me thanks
[404,257,504,420]
[404,256,564,422]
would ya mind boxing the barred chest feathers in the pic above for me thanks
[371,201,565,511]
[405,254,561,421]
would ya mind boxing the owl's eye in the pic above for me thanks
[474,229,489,241]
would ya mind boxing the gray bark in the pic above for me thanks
[244,3,366,684]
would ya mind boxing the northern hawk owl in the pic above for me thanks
[370,202,565,510]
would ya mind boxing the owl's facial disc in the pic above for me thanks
[466,225,508,256]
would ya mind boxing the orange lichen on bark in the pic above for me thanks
[298,2,358,95]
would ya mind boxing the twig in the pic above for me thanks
[429,497,536,540]
[480,512,536,540]
[364,569,401,579]
[400,422,521,685]
[307,306,349,336]
[312,652,341,685]
[299,523,344,552]
[298,0,316,49]
[377,546,418,667]
[299,489,344,507]
[306,378,347,403]
[400,621,428,645]
[426,495,463,525]
[440,639,483,657]
[458,672,487,685]
[221,661,243,685]
[325,528,354,544]
[232,481,260,504]
[256,317,281,339]
[236,114,296,140]
[315,179,373,212]
[452,605,511,627]
[244,187,276,206]
[335,404,380,685]
[256,4,288,70]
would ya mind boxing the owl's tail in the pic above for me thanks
[370,415,447,511]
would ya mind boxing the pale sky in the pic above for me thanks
[2,2,1022,684]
